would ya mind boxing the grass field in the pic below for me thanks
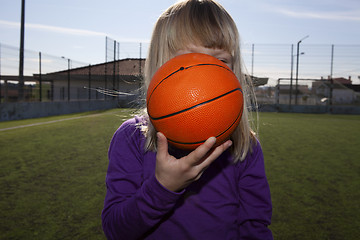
[0,109,359,239]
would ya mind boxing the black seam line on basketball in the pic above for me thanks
[147,63,233,108]
[183,63,232,72]
[149,88,243,121]
[166,107,243,145]
[147,66,186,107]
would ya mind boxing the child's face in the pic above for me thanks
[175,44,233,70]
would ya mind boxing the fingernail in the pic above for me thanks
[209,137,217,144]
[156,132,163,139]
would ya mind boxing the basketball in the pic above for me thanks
[146,53,244,150]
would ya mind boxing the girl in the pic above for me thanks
[102,0,273,239]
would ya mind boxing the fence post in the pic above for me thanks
[251,44,254,78]
[67,59,70,101]
[39,52,42,101]
[139,43,142,76]
[276,79,280,111]
[289,44,294,106]
[113,40,116,94]
[105,37,108,99]
[88,64,91,100]
[0,43,2,103]
[117,42,120,90]
[329,44,334,113]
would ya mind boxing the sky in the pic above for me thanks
[0,0,359,83]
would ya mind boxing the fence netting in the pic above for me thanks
[0,41,359,106]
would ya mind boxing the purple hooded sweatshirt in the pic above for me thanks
[102,117,273,240]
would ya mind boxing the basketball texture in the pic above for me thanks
[147,53,244,150]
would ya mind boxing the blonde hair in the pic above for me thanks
[142,0,257,162]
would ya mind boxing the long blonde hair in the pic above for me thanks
[142,0,257,162]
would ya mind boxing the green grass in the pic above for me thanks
[0,110,359,239]
[259,113,360,240]
[0,109,137,239]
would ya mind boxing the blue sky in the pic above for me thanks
[0,0,359,81]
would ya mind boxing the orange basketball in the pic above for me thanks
[146,53,244,150]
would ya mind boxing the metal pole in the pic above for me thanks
[251,44,254,78]
[67,59,70,101]
[88,64,91,100]
[329,44,334,111]
[295,43,300,105]
[139,43,142,75]
[39,52,42,101]
[0,43,2,103]
[105,36,108,62]
[276,79,280,106]
[18,0,26,101]
[295,35,309,105]
[113,40,116,92]
[117,42,120,90]
[117,42,120,60]
[289,44,294,106]
[104,38,108,99]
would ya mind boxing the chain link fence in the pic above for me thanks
[0,43,90,102]
[242,43,360,106]
[1,41,359,106]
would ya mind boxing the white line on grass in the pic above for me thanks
[0,113,105,132]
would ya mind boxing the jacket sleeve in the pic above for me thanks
[101,118,183,240]
[237,141,273,240]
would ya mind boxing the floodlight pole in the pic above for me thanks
[18,0,26,101]
[290,50,304,106]
[295,35,309,105]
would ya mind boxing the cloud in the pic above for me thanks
[273,8,360,21]
[0,20,150,43]
[0,20,107,36]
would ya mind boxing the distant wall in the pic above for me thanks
[259,104,360,115]
[0,99,119,122]
[2,101,360,122]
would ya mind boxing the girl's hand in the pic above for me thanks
[155,132,232,192]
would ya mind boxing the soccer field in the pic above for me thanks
[258,112,360,239]
[0,109,359,239]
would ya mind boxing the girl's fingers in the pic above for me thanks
[155,134,232,192]
[188,139,232,180]
[187,137,233,167]
[186,137,217,165]
[156,132,168,160]
[200,139,232,167]
[209,140,232,160]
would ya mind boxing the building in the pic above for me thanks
[274,84,313,105]
[1,58,145,103]
[312,77,360,105]
[37,58,145,102]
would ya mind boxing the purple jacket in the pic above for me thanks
[102,117,273,240]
